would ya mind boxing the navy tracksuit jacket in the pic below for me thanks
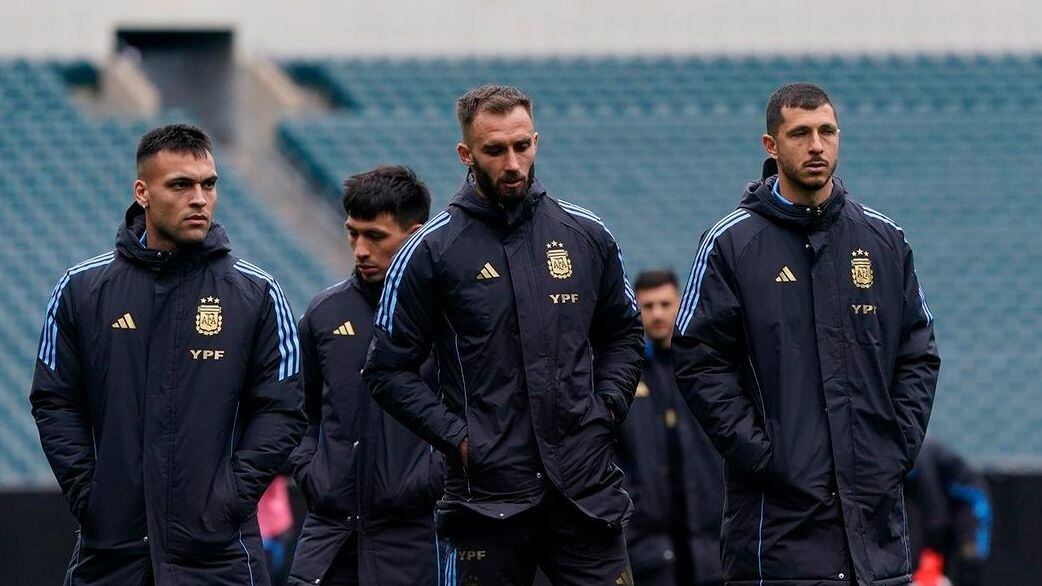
[674,173,941,585]
[287,274,443,585]
[30,203,306,585]
[363,174,644,527]
[615,342,723,585]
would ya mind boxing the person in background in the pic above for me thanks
[258,476,296,585]
[907,438,991,586]
[616,269,723,585]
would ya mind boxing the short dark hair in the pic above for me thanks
[765,83,836,135]
[342,165,431,228]
[634,269,679,293]
[456,84,533,137]
[136,123,213,173]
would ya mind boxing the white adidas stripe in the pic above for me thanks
[39,252,115,371]
[558,200,637,311]
[677,210,751,334]
[234,260,299,381]
[861,205,934,324]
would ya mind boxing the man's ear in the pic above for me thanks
[457,141,473,167]
[406,223,423,236]
[761,133,778,159]
[133,179,149,209]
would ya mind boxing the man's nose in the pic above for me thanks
[503,149,521,173]
[189,185,207,207]
[808,132,825,153]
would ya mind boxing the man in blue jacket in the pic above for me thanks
[363,85,644,585]
[30,124,306,585]
[616,269,723,586]
[287,165,443,586]
[674,83,941,585]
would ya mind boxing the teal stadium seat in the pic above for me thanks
[278,55,1042,463]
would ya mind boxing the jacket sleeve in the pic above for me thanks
[286,309,322,500]
[233,281,307,518]
[589,232,645,422]
[891,241,941,470]
[29,276,94,522]
[363,241,467,456]
[673,236,773,477]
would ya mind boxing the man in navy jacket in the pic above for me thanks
[616,269,723,585]
[674,84,940,585]
[363,85,644,585]
[30,124,306,585]
[288,165,443,586]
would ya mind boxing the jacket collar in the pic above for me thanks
[348,270,384,310]
[115,202,231,271]
[448,171,547,228]
[739,159,847,230]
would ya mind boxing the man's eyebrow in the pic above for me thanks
[165,174,218,184]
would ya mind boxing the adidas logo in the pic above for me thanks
[476,262,500,280]
[333,321,355,336]
[111,313,137,329]
[775,266,797,283]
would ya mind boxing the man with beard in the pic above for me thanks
[615,269,723,585]
[30,124,306,585]
[363,85,644,585]
[287,166,443,586]
[673,83,940,585]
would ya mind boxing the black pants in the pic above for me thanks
[436,490,632,586]
[320,534,359,586]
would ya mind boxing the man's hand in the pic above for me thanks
[459,436,470,470]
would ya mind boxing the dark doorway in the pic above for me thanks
[116,30,235,143]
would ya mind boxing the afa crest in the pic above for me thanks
[195,296,223,336]
[546,241,573,279]
[851,249,874,289]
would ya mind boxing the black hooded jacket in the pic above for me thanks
[30,203,306,585]
[287,274,443,585]
[616,342,724,584]
[673,172,940,585]
[363,175,644,526]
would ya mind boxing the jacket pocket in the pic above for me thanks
[198,463,244,542]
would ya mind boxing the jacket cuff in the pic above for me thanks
[436,417,469,456]
[597,389,630,423]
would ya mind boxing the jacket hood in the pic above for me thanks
[115,202,232,270]
[448,171,547,228]
[739,159,847,230]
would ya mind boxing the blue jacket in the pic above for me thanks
[674,174,940,585]
[288,275,443,585]
[30,203,306,585]
[363,174,644,526]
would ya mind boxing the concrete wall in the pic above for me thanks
[3,1,1041,59]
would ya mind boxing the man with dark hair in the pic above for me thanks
[673,83,940,584]
[30,123,306,585]
[616,269,723,586]
[363,85,644,585]
[287,165,443,586]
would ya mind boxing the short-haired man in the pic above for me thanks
[615,269,723,586]
[287,165,443,586]
[673,83,940,585]
[30,123,306,585]
[363,85,644,585]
